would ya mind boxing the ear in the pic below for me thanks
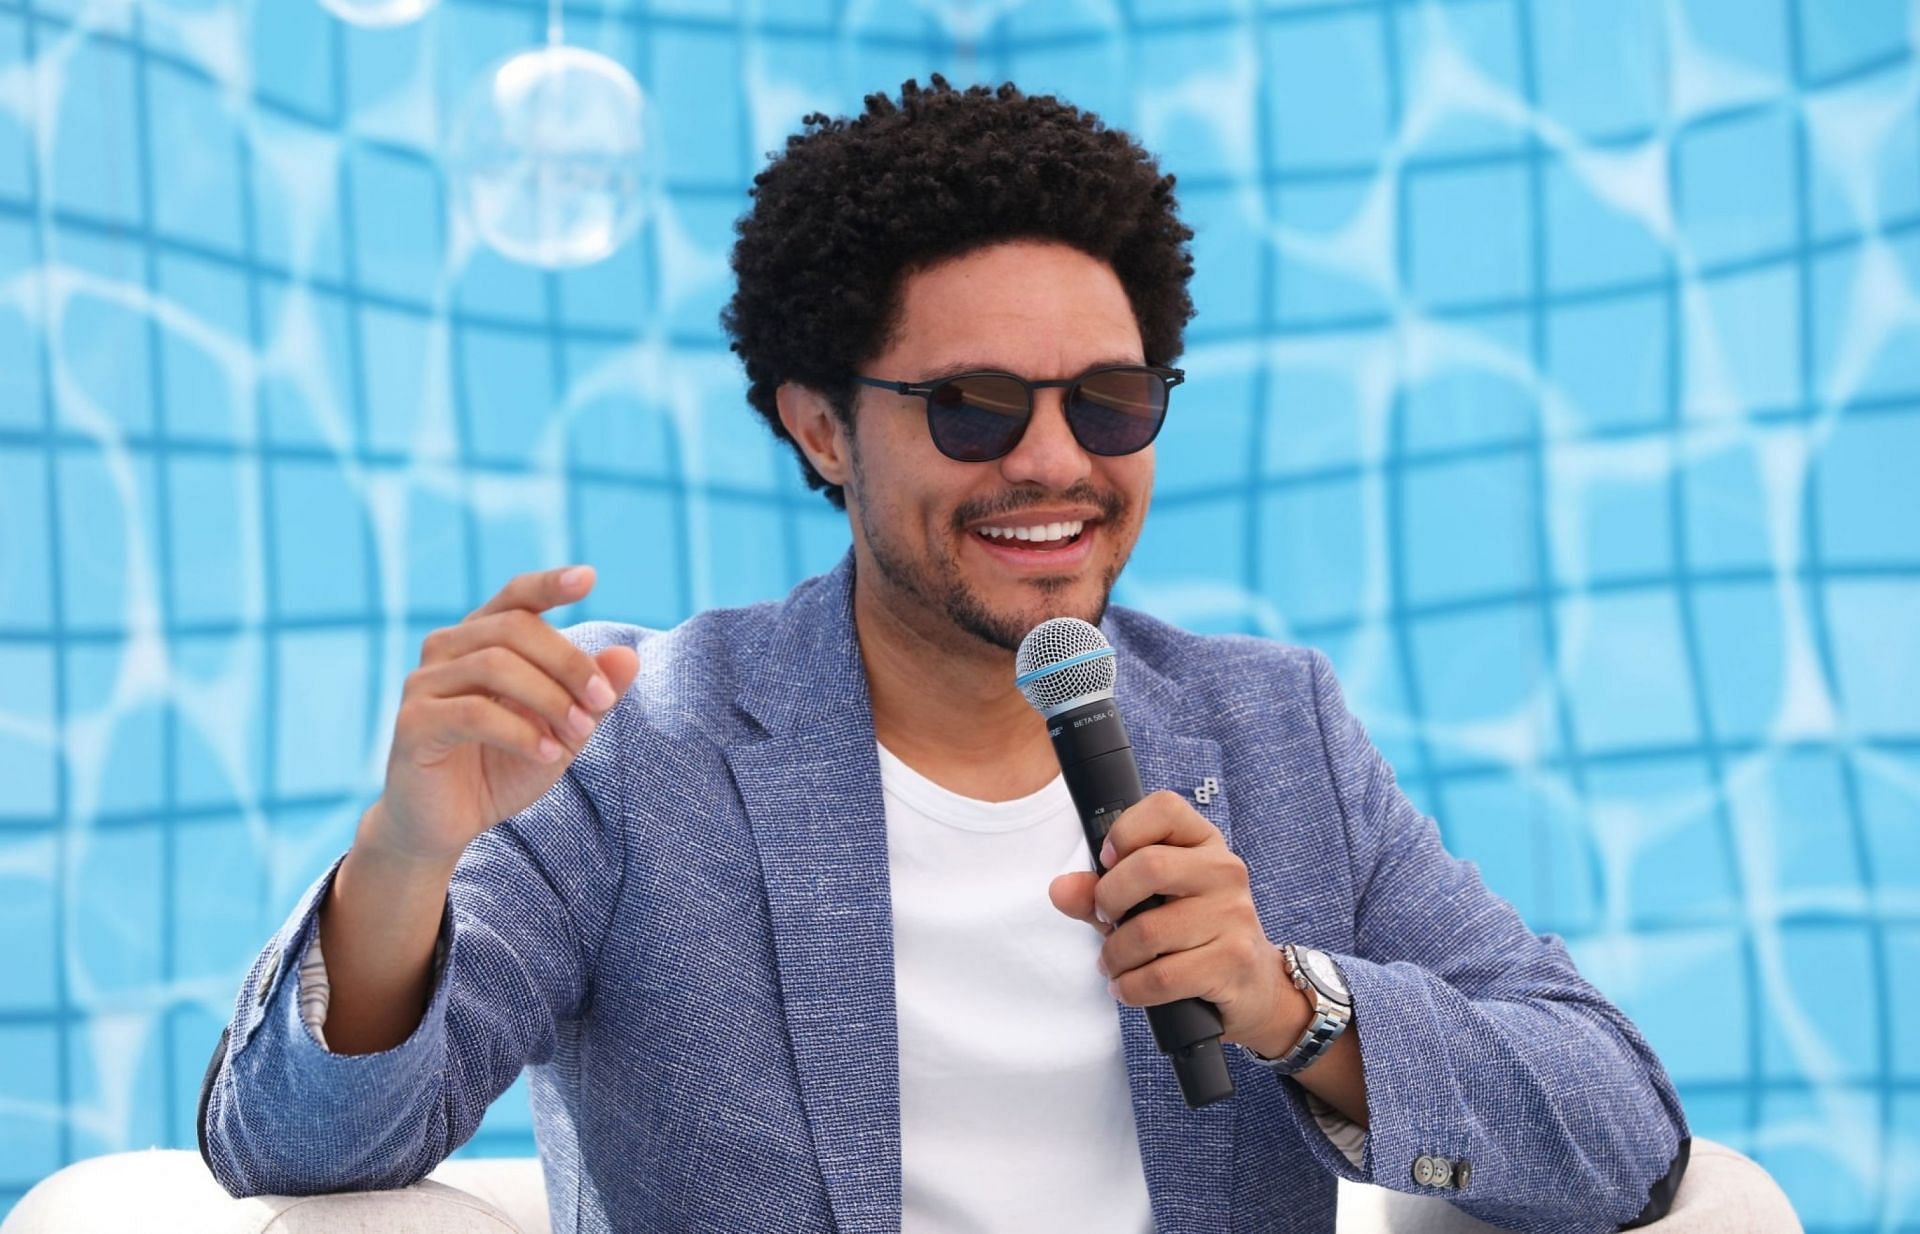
[775,381,853,490]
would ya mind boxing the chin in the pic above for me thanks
[965,563,1116,649]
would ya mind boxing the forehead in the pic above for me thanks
[884,240,1143,374]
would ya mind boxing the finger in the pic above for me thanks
[1093,843,1237,926]
[1102,789,1221,867]
[1106,939,1223,1009]
[1097,895,1221,984]
[465,563,596,624]
[401,693,565,767]
[493,692,564,750]
[411,644,598,750]
[483,646,640,756]
[592,644,641,700]
[423,609,620,715]
[1047,871,1112,934]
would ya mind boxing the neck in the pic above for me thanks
[851,567,1062,803]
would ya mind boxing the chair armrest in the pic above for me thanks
[7,1139,1800,1233]
[1336,1138,1802,1233]
[426,1158,554,1234]
[0,1149,532,1234]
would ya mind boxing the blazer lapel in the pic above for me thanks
[723,727,900,1234]
[1119,685,1241,1234]
[721,553,903,1234]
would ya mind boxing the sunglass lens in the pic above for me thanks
[1068,369,1167,455]
[927,374,1030,461]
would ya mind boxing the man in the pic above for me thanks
[199,76,1690,1232]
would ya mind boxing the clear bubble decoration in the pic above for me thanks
[315,0,439,28]
[447,45,651,270]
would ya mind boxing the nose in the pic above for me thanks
[996,389,1092,491]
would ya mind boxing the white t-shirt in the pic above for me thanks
[878,740,1157,1234]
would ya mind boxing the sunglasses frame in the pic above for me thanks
[849,363,1186,462]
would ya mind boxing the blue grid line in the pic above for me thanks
[4,0,1913,118]
[11,540,1920,669]
[124,0,185,1150]
[7,389,1920,494]
[234,0,288,1140]
[1509,0,1585,950]
[1655,0,1768,1158]
[328,12,397,884]
[1378,0,1444,858]
[1244,0,1280,657]
[12,190,1920,347]
[15,0,73,1176]
[1782,0,1893,1217]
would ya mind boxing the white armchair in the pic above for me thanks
[0,1141,1800,1233]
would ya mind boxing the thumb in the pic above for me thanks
[1048,871,1110,935]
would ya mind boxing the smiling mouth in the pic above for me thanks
[970,519,1091,551]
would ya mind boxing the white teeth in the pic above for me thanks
[977,519,1086,544]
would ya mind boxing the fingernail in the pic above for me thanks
[1107,978,1122,1001]
[586,675,616,710]
[1096,955,1110,977]
[1100,838,1116,867]
[537,737,564,763]
[566,704,595,740]
[560,565,590,590]
[1094,905,1111,926]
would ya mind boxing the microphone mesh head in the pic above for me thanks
[1015,618,1118,716]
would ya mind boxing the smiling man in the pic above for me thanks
[199,76,1691,1233]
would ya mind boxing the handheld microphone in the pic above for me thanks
[1015,617,1234,1109]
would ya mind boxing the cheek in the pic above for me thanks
[1128,449,1155,494]
[854,446,962,549]
[1104,457,1154,518]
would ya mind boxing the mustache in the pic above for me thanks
[952,486,1125,530]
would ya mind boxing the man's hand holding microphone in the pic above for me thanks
[318,564,640,1055]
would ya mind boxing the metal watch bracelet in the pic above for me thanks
[1244,944,1352,1076]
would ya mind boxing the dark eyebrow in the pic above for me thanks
[914,356,1149,383]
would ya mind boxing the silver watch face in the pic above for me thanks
[1299,948,1350,1003]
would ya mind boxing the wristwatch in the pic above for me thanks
[1238,944,1352,1076]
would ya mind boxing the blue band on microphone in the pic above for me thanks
[1014,646,1115,689]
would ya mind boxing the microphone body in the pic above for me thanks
[1028,648,1234,1109]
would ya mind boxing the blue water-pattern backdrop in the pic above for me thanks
[0,0,1917,1229]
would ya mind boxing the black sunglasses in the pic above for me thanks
[850,363,1185,462]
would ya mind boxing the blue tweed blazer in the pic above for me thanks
[198,548,1690,1232]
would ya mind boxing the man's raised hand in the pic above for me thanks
[365,564,640,868]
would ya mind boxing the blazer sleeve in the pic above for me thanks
[196,758,626,1198]
[1265,648,1691,1232]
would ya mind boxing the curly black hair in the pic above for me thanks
[720,74,1197,510]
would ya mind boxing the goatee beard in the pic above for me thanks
[853,495,1122,655]
[871,532,1114,653]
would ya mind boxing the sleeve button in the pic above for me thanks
[1428,1157,1453,1187]
[1411,1155,1434,1186]
[1454,1159,1471,1189]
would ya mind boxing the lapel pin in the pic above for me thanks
[1194,776,1219,806]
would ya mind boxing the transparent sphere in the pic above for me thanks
[315,0,439,28]
[447,46,651,270]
